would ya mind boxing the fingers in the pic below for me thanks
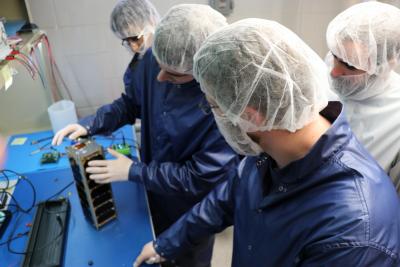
[89,173,110,181]
[145,257,157,264]
[89,173,111,181]
[86,166,107,174]
[69,129,84,140]
[68,124,87,140]
[86,164,110,182]
[86,161,110,182]
[133,251,147,267]
[52,124,86,146]
[52,128,67,146]
[91,178,111,184]
[88,160,108,167]
[133,242,161,267]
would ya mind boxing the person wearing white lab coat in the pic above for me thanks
[326,1,400,192]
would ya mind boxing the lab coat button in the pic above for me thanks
[278,185,286,192]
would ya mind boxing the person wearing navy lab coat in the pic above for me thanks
[52,3,239,267]
[134,19,400,267]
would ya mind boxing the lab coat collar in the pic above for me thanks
[267,101,350,185]
[175,79,199,89]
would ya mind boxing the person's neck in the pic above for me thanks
[259,115,331,168]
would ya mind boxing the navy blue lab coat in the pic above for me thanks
[154,102,400,267]
[80,49,239,267]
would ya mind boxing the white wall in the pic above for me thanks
[26,0,129,117]
[26,0,363,117]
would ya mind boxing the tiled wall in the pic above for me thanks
[26,0,361,117]
[26,0,129,117]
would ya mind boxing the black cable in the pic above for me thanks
[0,170,36,250]
[0,230,29,246]
[0,180,72,249]
[44,181,74,201]
[0,169,73,255]
[0,171,36,213]
[19,176,36,213]
[0,208,27,247]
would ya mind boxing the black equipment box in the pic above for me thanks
[22,199,70,267]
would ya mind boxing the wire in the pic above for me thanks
[18,52,47,89]
[7,209,65,255]
[93,130,140,150]
[30,141,60,155]
[41,34,73,101]
[0,173,36,214]
[44,181,74,201]
[0,169,73,251]
[30,136,54,145]
[13,57,35,79]
[0,230,29,246]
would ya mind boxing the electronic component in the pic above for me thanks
[22,199,70,267]
[112,143,131,156]
[67,139,117,229]
[40,151,60,164]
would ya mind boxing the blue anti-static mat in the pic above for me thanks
[0,168,157,267]
[5,125,138,174]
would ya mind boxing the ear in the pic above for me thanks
[242,106,266,128]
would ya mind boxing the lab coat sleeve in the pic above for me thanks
[299,244,399,267]
[153,177,236,260]
[128,128,239,197]
[79,93,140,136]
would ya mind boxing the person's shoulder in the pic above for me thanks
[335,142,400,244]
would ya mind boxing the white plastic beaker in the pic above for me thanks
[48,100,78,133]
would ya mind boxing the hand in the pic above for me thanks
[52,124,88,146]
[134,241,165,267]
[86,148,132,183]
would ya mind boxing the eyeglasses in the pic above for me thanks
[121,36,141,47]
[198,99,219,115]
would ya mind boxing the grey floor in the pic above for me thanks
[211,227,233,267]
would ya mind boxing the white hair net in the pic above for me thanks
[193,18,329,135]
[327,2,400,75]
[153,4,227,74]
[110,0,159,54]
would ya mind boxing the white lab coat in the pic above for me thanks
[343,71,400,192]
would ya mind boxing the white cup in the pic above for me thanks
[48,100,78,133]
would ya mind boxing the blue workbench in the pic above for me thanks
[4,125,138,173]
[1,168,156,267]
[1,125,158,267]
